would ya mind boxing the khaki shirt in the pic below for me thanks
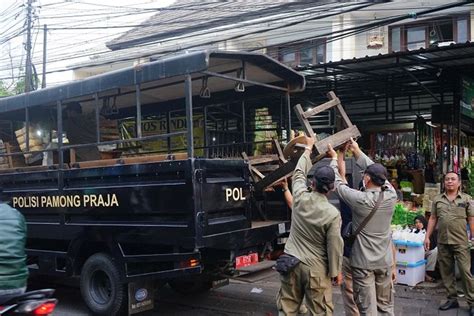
[329,152,397,270]
[432,192,474,245]
[285,151,343,278]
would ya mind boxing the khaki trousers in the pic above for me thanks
[341,257,360,316]
[438,243,474,306]
[352,267,394,316]
[277,261,333,316]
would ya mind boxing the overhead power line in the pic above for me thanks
[0,0,472,84]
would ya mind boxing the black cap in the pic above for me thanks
[313,165,335,184]
[365,163,387,186]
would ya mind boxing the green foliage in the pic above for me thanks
[0,81,12,97]
[0,77,40,96]
[14,78,25,95]
[391,203,424,227]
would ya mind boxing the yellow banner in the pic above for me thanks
[121,116,204,156]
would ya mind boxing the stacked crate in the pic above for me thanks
[393,239,426,286]
[15,127,44,164]
[99,119,120,159]
[100,119,120,142]
[0,140,11,169]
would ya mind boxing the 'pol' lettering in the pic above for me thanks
[225,188,246,202]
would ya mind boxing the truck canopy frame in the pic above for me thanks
[0,51,305,168]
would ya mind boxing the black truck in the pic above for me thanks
[0,51,305,315]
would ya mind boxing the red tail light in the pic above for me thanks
[33,302,56,315]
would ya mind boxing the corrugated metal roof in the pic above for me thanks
[298,41,474,81]
[72,1,355,69]
[106,0,306,50]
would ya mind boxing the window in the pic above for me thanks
[389,16,469,52]
[316,44,325,63]
[428,20,453,46]
[391,27,401,52]
[300,48,313,64]
[407,26,426,50]
[277,40,326,67]
[457,18,468,42]
[281,51,296,63]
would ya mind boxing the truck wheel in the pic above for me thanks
[80,253,126,315]
[168,275,212,295]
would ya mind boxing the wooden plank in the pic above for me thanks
[71,159,120,169]
[15,165,52,172]
[100,135,120,141]
[247,154,279,161]
[0,164,67,174]
[100,120,118,127]
[247,154,277,160]
[5,143,13,168]
[272,138,287,164]
[69,148,76,165]
[246,156,279,165]
[327,91,353,127]
[254,159,297,192]
[254,164,280,173]
[250,166,265,180]
[314,125,361,155]
[303,98,339,119]
[294,104,317,141]
[120,153,187,165]
[242,152,259,183]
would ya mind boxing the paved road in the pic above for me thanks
[31,270,471,315]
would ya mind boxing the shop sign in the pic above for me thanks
[121,115,204,155]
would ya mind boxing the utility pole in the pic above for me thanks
[25,0,33,92]
[42,24,47,88]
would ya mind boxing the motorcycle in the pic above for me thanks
[0,289,57,315]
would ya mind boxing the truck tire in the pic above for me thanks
[80,253,126,315]
[168,275,212,295]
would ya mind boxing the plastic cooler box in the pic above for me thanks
[396,259,426,286]
[393,239,424,263]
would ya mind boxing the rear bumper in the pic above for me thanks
[124,266,201,282]
[198,220,290,250]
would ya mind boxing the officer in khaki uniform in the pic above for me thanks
[424,171,474,315]
[328,139,397,316]
[277,136,344,316]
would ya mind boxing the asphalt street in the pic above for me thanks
[29,268,472,316]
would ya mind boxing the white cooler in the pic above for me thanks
[393,239,425,263]
[396,259,426,286]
